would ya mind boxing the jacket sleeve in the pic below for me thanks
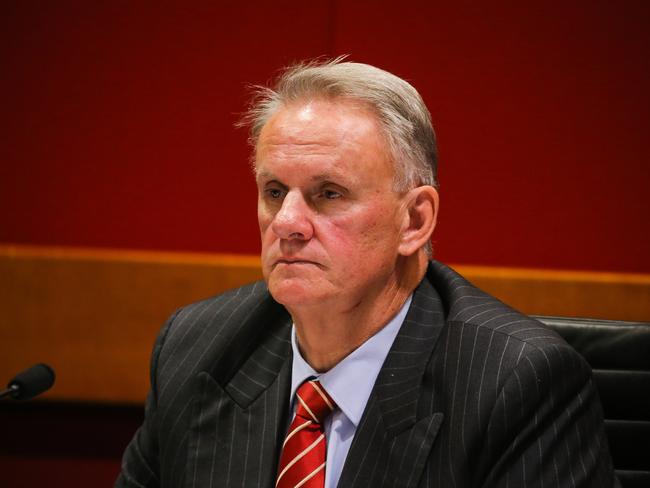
[479,342,619,488]
[114,309,179,488]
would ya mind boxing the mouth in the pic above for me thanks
[274,258,321,268]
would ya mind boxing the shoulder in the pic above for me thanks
[159,281,268,348]
[423,262,595,434]
[151,280,290,390]
[427,260,569,352]
[424,264,615,486]
[163,280,271,337]
[424,261,590,400]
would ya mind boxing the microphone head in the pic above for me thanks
[8,363,56,400]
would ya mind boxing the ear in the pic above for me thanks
[398,186,439,256]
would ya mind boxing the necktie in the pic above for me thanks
[276,379,336,488]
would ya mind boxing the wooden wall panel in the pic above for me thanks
[0,245,262,404]
[1,245,648,404]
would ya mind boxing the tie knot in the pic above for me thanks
[294,380,336,424]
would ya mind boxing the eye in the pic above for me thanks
[321,189,342,200]
[265,188,285,199]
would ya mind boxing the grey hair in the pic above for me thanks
[240,57,439,191]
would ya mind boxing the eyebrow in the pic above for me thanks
[255,169,273,181]
[310,172,348,183]
[256,170,349,184]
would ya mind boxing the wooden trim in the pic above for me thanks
[1,244,648,404]
[452,264,650,322]
[0,243,262,266]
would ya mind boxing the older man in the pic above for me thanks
[116,60,617,487]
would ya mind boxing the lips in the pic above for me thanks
[274,257,321,268]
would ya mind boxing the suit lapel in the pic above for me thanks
[185,300,293,488]
[339,274,447,488]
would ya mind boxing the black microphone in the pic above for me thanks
[0,363,56,400]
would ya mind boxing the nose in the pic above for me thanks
[271,191,314,241]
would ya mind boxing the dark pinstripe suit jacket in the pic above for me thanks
[116,261,618,487]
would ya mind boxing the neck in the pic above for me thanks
[289,252,428,372]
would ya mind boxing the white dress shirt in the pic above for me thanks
[288,295,412,488]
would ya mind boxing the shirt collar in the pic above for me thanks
[290,294,412,427]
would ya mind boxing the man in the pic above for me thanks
[116,60,617,487]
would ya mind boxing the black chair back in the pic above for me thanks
[538,316,650,488]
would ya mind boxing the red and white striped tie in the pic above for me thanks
[276,379,336,488]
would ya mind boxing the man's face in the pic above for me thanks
[256,99,407,308]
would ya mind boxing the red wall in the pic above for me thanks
[1,1,649,272]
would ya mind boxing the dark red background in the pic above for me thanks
[1,2,649,487]
[2,1,649,273]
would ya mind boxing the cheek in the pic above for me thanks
[258,220,277,264]
[321,206,399,257]
[258,206,274,237]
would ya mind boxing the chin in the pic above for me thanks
[267,277,327,308]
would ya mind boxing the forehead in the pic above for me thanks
[254,99,393,179]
